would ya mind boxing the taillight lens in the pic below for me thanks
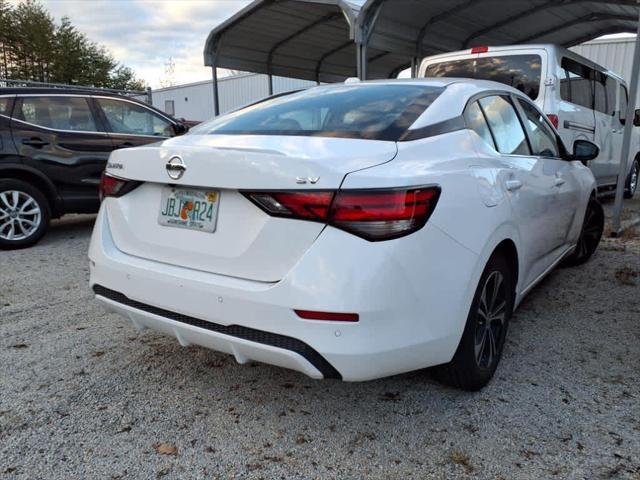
[547,114,559,129]
[243,186,440,241]
[99,172,140,200]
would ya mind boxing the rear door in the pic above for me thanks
[93,96,177,149]
[10,95,114,213]
[591,72,617,185]
[472,94,565,287]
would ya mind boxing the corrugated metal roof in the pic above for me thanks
[203,0,640,82]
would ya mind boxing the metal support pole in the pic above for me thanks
[357,43,368,80]
[146,87,153,105]
[268,74,273,96]
[211,65,220,117]
[611,14,640,236]
[410,57,419,78]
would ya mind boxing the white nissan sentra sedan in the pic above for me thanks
[89,79,604,390]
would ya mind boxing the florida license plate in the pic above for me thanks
[158,187,219,233]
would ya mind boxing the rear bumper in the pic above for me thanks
[93,284,335,379]
[89,205,479,381]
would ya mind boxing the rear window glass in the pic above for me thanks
[193,84,444,141]
[424,54,542,100]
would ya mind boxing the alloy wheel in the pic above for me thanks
[575,202,603,260]
[0,190,42,241]
[631,161,639,195]
[474,270,507,369]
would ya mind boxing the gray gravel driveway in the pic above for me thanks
[1,214,639,479]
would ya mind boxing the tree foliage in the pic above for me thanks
[0,0,146,90]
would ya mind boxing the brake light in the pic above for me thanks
[99,172,140,200]
[295,310,359,322]
[243,186,440,241]
[547,114,559,129]
[471,46,489,54]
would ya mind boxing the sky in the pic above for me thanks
[10,1,638,89]
[38,0,254,88]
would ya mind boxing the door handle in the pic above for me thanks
[22,137,49,148]
[505,179,523,191]
[115,142,134,149]
[554,176,566,187]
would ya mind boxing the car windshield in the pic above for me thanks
[191,84,444,141]
[424,54,542,100]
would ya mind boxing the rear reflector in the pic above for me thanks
[547,114,559,129]
[99,172,141,200]
[295,310,359,322]
[471,46,489,54]
[243,186,440,241]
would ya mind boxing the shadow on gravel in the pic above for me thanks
[38,215,96,247]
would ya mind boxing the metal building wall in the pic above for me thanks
[570,37,638,101]
[151,73,316,121]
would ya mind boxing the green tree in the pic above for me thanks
[0,0,146,90]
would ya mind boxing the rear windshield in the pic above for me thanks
[424,54,542,100]
[192,84,444,141]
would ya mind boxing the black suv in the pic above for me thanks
[0,88,188,249]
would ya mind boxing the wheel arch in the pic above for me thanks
[492,238,519,307]
[0,164,62,217]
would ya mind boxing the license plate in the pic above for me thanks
[158,187,219,233]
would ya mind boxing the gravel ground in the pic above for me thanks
[1,212,639,480]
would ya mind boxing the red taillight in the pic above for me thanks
[547,114,559,129]
[471,46,489,54]
[295,310,359,322]
[99,172,139,200]
[243,186,440,241]
[246,191,334,220]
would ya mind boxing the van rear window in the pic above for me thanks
[424,54,542,100]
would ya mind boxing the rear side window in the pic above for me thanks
[194,84,444,141]
[517,98,560,158]
[560,57,594,109]
[16,96,97,131]
[0,97,10,116]
[620,85,629,122]
[478,96,530,155]
[424,55,542,100]
[97,98,175,137]
[464,102,495,148]
[605,76,617,116]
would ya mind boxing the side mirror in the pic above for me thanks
[634,109,640,127]
[173,122,189,136]
[572,139,599,163]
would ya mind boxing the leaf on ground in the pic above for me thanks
[10,344,28,349]
[154,443,177,455]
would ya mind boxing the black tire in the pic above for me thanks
[0,179,51,250]
[434,253,514,391]
[624,158,639,199]
[561,197,604,267]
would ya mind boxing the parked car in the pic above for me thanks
[421,44,640,199]
[89,79,603,390]
[0,87,189,249]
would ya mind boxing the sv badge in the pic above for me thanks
[295,176,320,185]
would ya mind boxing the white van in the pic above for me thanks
[420,44,640,198]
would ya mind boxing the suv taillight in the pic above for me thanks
[99,172,140,200]
[243,186,440,241]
